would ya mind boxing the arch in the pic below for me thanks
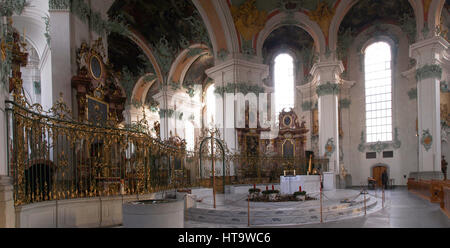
[131,73,158,105]
[428,0,446,31]
[167,44,210,88]
[192,0,239,58]
[256,12,326,59]
[331,0,421,53]
[128,30,164,85]
[329,0,359,53]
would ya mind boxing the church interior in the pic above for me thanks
[0,0,449,228]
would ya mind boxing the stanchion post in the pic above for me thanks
[248,194,250,227]
[211,133,216,209]
[364,188,367,216]
[320,174,323,223]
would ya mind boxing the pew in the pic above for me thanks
[407,178,450,218]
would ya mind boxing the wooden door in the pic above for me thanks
[373,166,387,187]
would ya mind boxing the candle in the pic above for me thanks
[253,184,256,189]
[266,185,268,191]
[272,185,274,190]
[299,186,302,192]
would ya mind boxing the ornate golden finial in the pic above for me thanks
[230,0,268,41]
[307,1,335,40]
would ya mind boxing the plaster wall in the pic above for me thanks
[344,25,418,186]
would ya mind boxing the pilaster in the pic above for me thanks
[410,36,449,172]
[49,4,71,110]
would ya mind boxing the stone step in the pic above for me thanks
[186,197,378,225]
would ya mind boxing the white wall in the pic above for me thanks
[344,24,418,186]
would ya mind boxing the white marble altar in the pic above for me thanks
[280,175,320,194]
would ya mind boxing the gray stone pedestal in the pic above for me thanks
[0,176,15,227]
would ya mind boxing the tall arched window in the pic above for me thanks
[274,54,295,116]
[205,84,216,127]
[364,42,392,143]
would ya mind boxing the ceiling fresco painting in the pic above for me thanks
[108,0,212,78]
[337,0,416,71]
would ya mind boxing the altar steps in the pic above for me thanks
[186,196,379,226]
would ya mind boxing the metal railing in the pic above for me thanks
[5,100,197,206]
[5,98,330,206]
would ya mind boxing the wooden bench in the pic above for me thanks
[408,178,450,218]
[442,185,450,218]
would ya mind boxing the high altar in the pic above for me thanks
[235,107,327,186]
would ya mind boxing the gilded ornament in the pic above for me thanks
[230,0,268,41]
[307,2,335,40]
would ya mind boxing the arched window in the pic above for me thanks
[364,42,392,143]
[205,84,216,127]
[185,122,195,151]
[274,54,295,116]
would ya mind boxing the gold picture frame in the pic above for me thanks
[86,94,109,126]
[89,54,104,81]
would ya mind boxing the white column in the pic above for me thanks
[311,61,344,190]
[410,36,448,172]
[49,7,71,110]
[206,59,269,153]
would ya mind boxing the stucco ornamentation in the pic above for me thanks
[421,129,433,151]
[316,82,340,96]
[408,88,417,100]
[325,138,335,157]
[49,0,70,10]
[301,101,313,111]
[415,64,442,81]
[339,98,351,108]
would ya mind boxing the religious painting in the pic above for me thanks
[87,95,109,126]
[312,109,319,136]
[282,139,295,158]
[89,54,103,80]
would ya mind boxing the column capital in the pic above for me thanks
[410,36,449,65]
[310,60,344,83]
[205,58,269,83]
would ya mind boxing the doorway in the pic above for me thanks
[372,165,387,187]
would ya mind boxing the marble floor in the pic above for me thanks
[278,187,450,228]
[185,187,450,228]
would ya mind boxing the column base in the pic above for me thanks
[0,176,15,228]
[323,172,336,190]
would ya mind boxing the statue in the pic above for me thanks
[442,156,448,180]
[340,165,347,180]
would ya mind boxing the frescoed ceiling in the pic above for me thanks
[183,54,214,88]
[108,32,153,76]
[229,0,337,13]
[262,25,315,86]
[338,0,415,37]
[262,25,314,63]
[108,0,211,75]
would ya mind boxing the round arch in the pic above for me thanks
[255,12,326,59]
